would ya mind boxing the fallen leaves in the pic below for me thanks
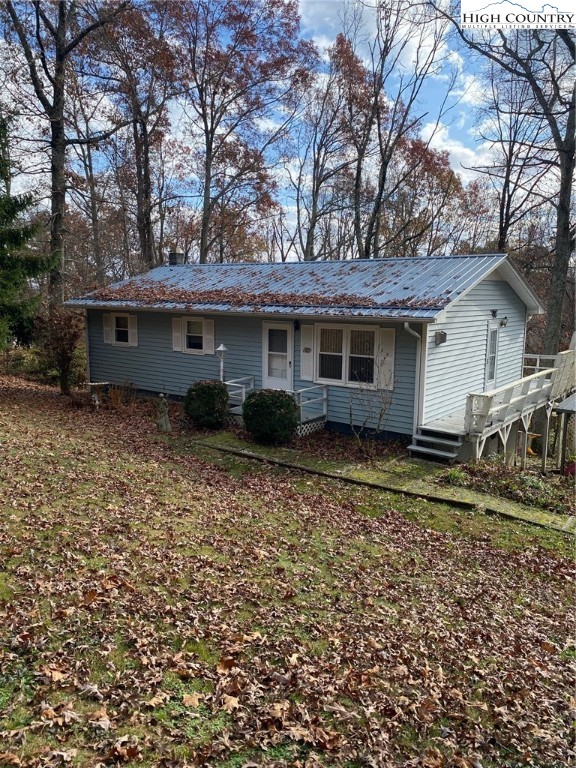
[0,377,573,767]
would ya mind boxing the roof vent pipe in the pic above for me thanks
[403,322,420,340]
[168,252,185,265]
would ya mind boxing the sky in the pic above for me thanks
[297,0,493,182]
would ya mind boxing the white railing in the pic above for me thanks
[549,348,575,401]
[523,354,557,376]
[225,376,255,409]
[290,384,328,424]
[464,367,556,435]
[224,378,327,425]
[523,349,575,400]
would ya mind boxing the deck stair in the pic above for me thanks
[408,428,463,462]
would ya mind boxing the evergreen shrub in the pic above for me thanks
[184,379,229,429]
[242,389,298,445]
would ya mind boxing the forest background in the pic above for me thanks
[0,0,574,354]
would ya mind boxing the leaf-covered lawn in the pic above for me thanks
[0,379,573,768]
[437,461,574,516]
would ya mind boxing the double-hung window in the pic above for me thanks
[103,313,138,346]
[172,316,214,355]
[114,315,129,344]
[184,318,204,352]
[315,324,392,388]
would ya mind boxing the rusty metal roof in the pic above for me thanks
[65,255,543,320]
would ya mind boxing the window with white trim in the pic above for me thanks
[172,316,214,355]
[315,324,393,388]
[114,314,130,344]
[103,313,138,346]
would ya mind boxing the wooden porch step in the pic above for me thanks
[409,428,462,462]
[407,444,460,461]
[413,433,463,448]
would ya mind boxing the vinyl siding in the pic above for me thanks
[88,310,417,435]
[423,280,527,423]
[292,323,417,435]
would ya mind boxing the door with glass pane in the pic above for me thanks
[484,323,499,390]
[262,322,293,390]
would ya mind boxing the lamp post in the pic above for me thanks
[216,343,228,382]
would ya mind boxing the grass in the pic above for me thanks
[437,456,574,515]
[0,377,573,767]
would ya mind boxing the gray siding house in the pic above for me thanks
[68,254,557,460]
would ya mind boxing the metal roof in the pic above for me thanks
[65,255,543,320]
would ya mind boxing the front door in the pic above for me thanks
[262,322,293,390]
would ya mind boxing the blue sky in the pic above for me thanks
[297,0,491,182]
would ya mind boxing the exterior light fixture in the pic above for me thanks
[216,343,228,381]
[434,331,447,346]
[491,309,498,318]
[500,316,508,327]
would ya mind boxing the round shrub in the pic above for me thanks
[242,389,298,445]
[184,379,229,429]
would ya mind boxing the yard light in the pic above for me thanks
[216,343,228,381]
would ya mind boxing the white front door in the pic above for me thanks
[262,322,293,390]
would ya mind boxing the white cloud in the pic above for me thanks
[452,72,486,106]
[421,121,494,182]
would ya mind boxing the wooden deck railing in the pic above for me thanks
[225,376,255,408]
[225,378,327,425]
[464,367,556,436]
[523,354,557,376]
[290,384,328,423]
[464,348,575,437]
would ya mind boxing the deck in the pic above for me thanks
[225,377,328,436]
[411,348,575,462]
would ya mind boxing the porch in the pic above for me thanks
[224,376,328,436]
[409,348,575,462]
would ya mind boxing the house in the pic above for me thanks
[66,254,575,461]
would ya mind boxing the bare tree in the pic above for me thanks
[435,14,575,353]
[86,0,177,270]
[470,65,556,253]
[171,0,316,263]
[3,0,128,304]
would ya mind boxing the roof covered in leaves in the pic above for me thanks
[65,255,543,321]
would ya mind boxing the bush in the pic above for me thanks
[35,308,85,395]
[242,389,298,445]
[184,379,229,429]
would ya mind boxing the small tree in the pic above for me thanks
[348,355,394,454]
[35,308,84,395]
[0,115,46,348]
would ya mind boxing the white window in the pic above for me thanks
[314,324,394,389]
[485,323,499,389]
[103,313,138,346]
[172,316,214,355]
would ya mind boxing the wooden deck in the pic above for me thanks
[412,348,575,461]
[421,412,466,435]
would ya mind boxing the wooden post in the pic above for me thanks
[541,402,552,472]
[560,413,569,473]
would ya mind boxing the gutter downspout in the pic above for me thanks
[403,322,420,341]
[403,323,423,434]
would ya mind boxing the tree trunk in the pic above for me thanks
[49,97,66,307]
[544,153,575,353]
[133,117,156,270]
[199,142,213,264]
